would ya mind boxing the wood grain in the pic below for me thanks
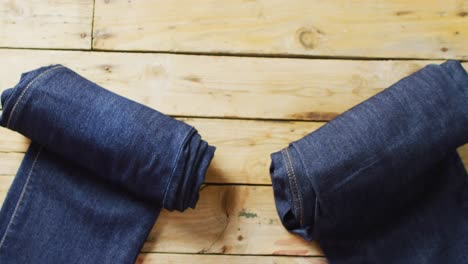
[0,0,93,49]
[93,0,468,59]
[1,49,466,121]
[1,2,465,263]
[0,177,322,256]
[0,119,321,184]
[136,253,327,263]
[1,123,467,185]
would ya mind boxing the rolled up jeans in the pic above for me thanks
[270,60,468,263]
[0,65,215,263]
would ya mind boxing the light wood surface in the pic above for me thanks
[93,0,468,59]
[1,50,466,121]
[0,118,321,184]
[135,253,327,263]
[0,176,322,255]
[0,2,467,263]
[0,0,93,49]
[0,125,467,184]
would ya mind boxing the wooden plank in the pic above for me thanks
[93,0,468,59]
[136,253,327,263]
[0,152,24,176]
[0,119,321,184]
[192,118,321,183]
[145,185,321,255]
[1,49,466,121]
[0,176,13,203]
[1,123,467,184]
[0,177,322,256]
[0,0,93,49]
[0,127,29,152]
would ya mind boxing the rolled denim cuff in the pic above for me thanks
[0,65,215,211]
[270,60,468,244]
[0,65,217,262]
[270,144,317,241]
[163,131,215,211]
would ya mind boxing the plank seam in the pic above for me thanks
[0,47,465,62]
[90,0,96,50]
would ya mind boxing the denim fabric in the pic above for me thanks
[0,65,215,263]
[270,60,468,263]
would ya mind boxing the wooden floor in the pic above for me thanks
[0,1,467,263]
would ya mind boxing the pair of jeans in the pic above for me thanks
[0,65,215,263]
[270,60,468,263]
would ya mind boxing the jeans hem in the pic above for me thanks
[271,143,319,241]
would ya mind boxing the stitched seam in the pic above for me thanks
[0,147,42,250]
[285,148,304,226]
[291,144,320,232]
[6,65,64,129]
[281,149,301,226]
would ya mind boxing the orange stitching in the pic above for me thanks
[285,148,304,226]
[281,149,302,225]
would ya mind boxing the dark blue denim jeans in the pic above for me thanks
[0,65,215,263]
[270,60,468,263]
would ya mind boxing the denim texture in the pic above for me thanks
[0,65,215,263]
[270,60,468,263]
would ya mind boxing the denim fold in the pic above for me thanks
[270,60,468,263]
[0,65,215,263]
